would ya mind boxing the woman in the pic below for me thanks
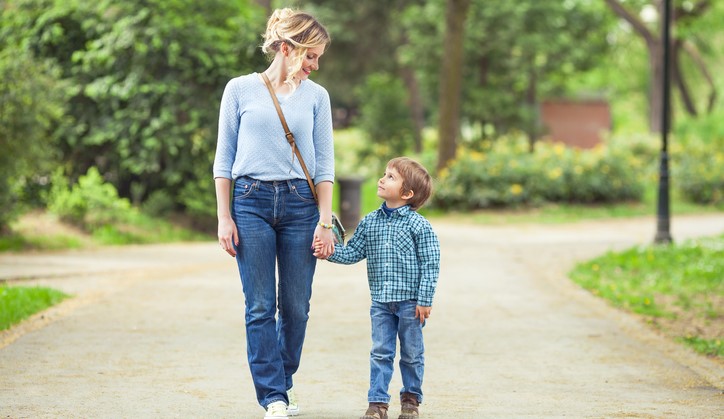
[213,8,334,419]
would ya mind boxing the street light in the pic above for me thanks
[655,0,673,244]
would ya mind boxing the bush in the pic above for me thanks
[676,140,724,205]
[673,112,724,205]
[0,48,65,233]
[433,136,645,210]
[48,167,135,230]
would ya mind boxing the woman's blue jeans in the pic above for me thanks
[368,300,425,405]
[232,177,318,408]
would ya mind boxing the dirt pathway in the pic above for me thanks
[1,214,723,418]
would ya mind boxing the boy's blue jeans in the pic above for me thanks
[232,177,318,408]
[368,300,425,405]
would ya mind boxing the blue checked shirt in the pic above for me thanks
[327,204,440,306]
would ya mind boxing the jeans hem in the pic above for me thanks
[264,398,288,409]
[367,398,391,404]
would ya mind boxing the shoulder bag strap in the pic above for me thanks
[261,72,319,203]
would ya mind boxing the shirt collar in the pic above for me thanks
[378,202,412,217]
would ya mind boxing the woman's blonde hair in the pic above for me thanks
[262,8,330,91]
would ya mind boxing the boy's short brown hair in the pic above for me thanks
[387,157,433,211]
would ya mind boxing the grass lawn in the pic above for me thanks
[0,210,211,253]
[569,234,724,358]
[0,286,69,331]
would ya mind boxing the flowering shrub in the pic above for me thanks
[673,112,724,205]
[676,139,724,205]
[432,136,646,210]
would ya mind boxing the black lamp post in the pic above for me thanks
[655,0,673,244]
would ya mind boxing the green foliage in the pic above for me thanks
[398,0,613,135]
[0,286,69,330]
[0,46,66,232]
[569,234,724,357]
[2,0,265,218]
[48,167,134,230]
[678,336,723,358]
[433,137,645,210]
[673,111,724,205]
[355,73,416,161]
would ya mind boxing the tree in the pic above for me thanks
[604,0,718,133]
[3,0,266,217]
[301,0,426,151]
[0,48,65,232]
[437,0,471,171]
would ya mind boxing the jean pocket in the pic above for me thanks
[233,179,256,200]
[290,184,316,203]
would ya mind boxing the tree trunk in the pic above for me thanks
[255,0,272,15]
[525,59,538,152]
[672,40,698,117]
[400,66,425,153]
[437,0,471,172]
[605,0,663,134]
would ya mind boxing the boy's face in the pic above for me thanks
[377,165,411,208]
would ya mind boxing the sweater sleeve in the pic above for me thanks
[312,87,334,184]
[212,79,240,179]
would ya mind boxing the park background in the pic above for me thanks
[1,1,722,360]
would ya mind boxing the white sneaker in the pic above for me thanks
[264,401,288,419]
[286,388,299,416]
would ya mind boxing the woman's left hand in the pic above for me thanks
[312,224,335,258]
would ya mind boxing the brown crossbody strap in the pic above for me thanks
[261,72,319,203]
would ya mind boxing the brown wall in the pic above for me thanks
[540,99,611,149]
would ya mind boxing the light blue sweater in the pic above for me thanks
[213,73,335,184]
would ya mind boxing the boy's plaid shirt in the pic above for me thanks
[327,205,440,306]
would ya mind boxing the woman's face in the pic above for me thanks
[293,45,325,81]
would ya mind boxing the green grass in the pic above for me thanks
[569,234,724,358]
[0,234,84,252]
[0,286,70,330]
[0,210,211,252]
[90,211,210,246]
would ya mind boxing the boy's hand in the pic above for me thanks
[312,237,331,259]
[415,305,432,324]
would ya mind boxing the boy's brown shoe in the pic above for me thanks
[361,402,389,419]
[398,393,419,419]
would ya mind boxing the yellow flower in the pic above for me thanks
[554,143,566,156]
[510,184,523,195]
[439,167,449,179]
[592,264,599,271]
[470,151,486,162]
[548,167,563,180]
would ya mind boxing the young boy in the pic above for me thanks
[314,157,440,419]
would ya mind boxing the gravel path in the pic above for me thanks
[1,214,723,418]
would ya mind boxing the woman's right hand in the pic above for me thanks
[218,215,239,257]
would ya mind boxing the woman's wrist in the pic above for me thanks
[317,221,333,229]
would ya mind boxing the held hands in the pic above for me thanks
[312,224,335,259]
[415,305,432,325]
